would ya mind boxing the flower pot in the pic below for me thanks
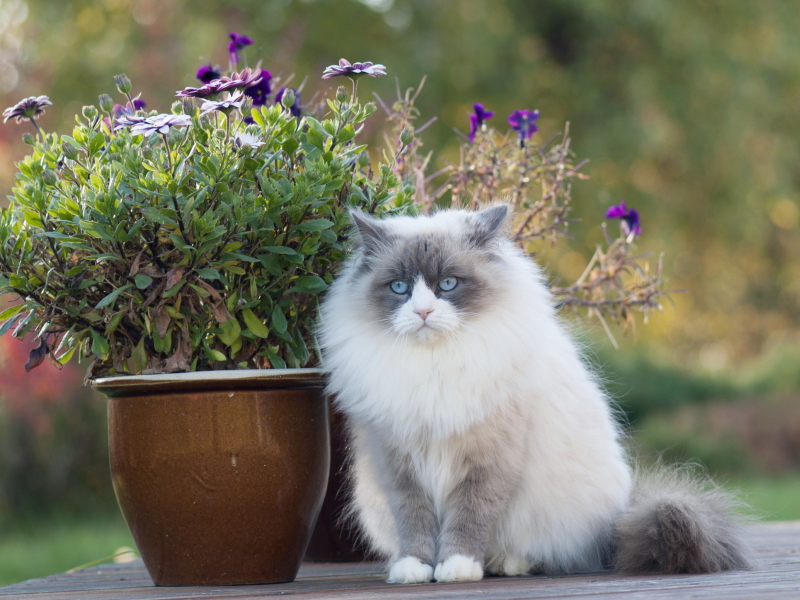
[91,369,329,586]
[304,406,368,562]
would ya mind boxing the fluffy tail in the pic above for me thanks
[613,467,752,574]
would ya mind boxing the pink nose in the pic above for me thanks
[416,308,434,321]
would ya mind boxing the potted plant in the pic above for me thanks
[0,40,413,584]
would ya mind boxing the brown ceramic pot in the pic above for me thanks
[91,369,329,586]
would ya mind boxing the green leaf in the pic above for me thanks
[90,328,110,360]
[140,206,177,226]
[204,344,227,362]
[218,317,241,347]
[294,275,328,291]
[162,279,186,298]
[134,274,153,289]
[257,253,282,277]
[266,350,286,369]
[282,138,299,156]
[271,305,287,334]
[196,268,221,280]
[0,303,25,321]
[95,284,132,309]
[263,246,300,256]
[242,308,269,338]
[297,218,334,232]
[0,314,22,336]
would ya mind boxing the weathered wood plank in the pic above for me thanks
[1,522,798,600]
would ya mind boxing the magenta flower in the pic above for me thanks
[196,65,222,83]
[606,201,642,237]
[322,59,386,80]
[176,68,263,99]
[468,103,494,143]
[275,87,301,117]
[228,32,253,66]
[244,69,272,107]
[508,109,539,146]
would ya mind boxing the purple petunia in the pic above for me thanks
[468,103,495,143]
[322,58,387,79]
[275,87,301,117]
[228,32,253,66]
[176,68,263,99]
[605,201,642,237]
[244,69,272,107]
[507,109,539,146]
[196,65,222,83]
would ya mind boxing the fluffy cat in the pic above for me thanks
[317,205,749,583]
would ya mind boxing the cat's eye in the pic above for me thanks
[390,280,409,294]
[438,277,458,292]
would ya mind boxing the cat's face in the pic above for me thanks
[349,206,509,343]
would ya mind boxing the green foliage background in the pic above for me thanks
[2,0,800,369]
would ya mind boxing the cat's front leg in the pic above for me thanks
[384,451,438,584]
[436,459,518,583]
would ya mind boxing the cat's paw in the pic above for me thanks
[488,555,530,576]
[387,556,435,584]
[434,554,484,582]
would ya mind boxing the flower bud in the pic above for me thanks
[171,100,184,115]
[400,126,415,146]
[41,169,58,186]
[62,141,79,161]
[98,94,114,112]
[142,147,154,160]
[240,95,253,114]
[357,151,370,169]
[363,102,377,117]
[114,73,133,95]
[336,86,348,102]
[280,88,296,110]
[82,105,99,121]
[22,133,35,145]
[181,97,197,115]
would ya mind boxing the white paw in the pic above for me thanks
[500,555,530,576]
[387,556,434,584]
[434,554,484,582]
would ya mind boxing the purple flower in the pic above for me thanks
[244,69,272,107]
[199,93,244,116]
[605,201,642,237]
[508,109,539,147]
[322,58,387,79]
[275,87,301,117]
[132,98,146,111]
[176,68,263,99]
[468,103,494,143]
[3,95,52,123]
[228,32,253,66]
[196,65,222,83]
[115,113,192,137]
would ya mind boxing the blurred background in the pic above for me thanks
[1,0,799,585]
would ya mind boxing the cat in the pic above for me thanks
[317,205,750,583]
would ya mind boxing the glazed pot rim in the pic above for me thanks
[90,368,325,398]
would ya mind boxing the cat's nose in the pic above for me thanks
[415,308,434,321]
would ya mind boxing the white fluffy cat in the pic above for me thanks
[317,205,749,583]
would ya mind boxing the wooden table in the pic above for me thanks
[2,522,798,600]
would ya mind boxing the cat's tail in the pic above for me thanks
[612,466,752,574]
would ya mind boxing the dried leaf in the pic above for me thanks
[129,248,145,277]
[154,304,171,337]
[198,280,232,322]
[166,266,185,290]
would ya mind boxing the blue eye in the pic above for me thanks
[439,277,458,292]
[390,280,409,294]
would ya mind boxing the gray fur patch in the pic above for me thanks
[613,467,752,574]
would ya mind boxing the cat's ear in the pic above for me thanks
[469,204,510,247]
[350,209,389,254]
